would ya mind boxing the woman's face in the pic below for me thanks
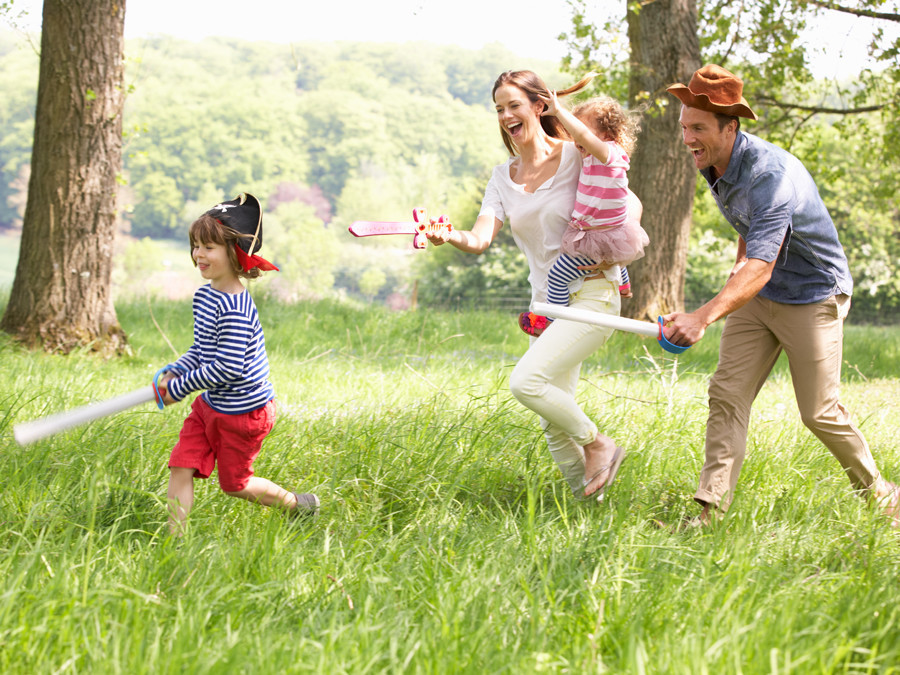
[494,84,543,146]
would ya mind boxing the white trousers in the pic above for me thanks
[509,275,620,494]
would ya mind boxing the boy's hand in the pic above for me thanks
[156,373,178,406]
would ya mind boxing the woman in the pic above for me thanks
[427,70,642,499]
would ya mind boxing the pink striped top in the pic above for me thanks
[571,141,629,228]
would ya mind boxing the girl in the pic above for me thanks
[519,89,648,337]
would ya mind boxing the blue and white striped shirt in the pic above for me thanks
[167,285,274,414]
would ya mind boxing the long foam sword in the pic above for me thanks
[532,302,689,354]
[348,208,451,249]
[13,368,178,446]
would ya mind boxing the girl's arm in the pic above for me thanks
[541,91,610,164]
[425,212,503,254]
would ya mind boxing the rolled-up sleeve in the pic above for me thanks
[744,170,796,262]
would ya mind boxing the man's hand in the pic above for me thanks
[661,311,708,347]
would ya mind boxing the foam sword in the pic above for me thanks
[531,302,690,354]
[13,367,180,446]
[348,208,452,249]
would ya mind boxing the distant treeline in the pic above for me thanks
[1,31,898,321]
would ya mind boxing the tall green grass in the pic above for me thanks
[1,296,899,673]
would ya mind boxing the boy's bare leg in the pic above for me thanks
[167,467,196,536]
[224,477,297,510]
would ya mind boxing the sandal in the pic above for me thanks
[518,311,550,337]
[582,446,625,501]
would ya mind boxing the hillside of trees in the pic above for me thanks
[1,29,898,320]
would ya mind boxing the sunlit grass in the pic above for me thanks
[1,297,899,673]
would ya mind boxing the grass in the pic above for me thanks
[1,295,900,673]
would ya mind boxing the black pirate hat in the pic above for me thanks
[205,193,278,272]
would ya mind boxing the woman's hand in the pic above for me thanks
[424,225,454,247]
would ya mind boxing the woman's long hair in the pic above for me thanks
[491,70,595,156]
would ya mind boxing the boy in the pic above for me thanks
[157,193,318,534]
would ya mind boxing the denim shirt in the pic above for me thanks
[700,131,853,304]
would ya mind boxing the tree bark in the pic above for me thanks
[625,0,701,320]
[1,0,128,354]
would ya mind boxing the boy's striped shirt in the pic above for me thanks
[167,285,274,414]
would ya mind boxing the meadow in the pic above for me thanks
[1,295,899,674]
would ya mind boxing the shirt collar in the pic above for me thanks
[700,130,747,187]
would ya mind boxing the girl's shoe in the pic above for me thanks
[518,311,550,337]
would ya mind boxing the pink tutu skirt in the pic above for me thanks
[560,218,649,265]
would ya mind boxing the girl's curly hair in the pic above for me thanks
[572,96,641,156]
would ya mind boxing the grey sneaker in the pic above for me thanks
[291,492,320,519]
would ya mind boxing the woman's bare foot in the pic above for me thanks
[582,434,620,497]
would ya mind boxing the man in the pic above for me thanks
[662,64,898,527]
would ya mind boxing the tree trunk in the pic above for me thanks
[1,0,128,354]
[625,0,701,320]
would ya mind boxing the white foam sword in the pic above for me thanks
[13,368,176,446]
[532,302,690,354]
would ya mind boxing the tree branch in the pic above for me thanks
[755,95,890,114]
[799,0,900,22]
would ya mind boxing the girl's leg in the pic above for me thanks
[167,466,196,536]
[546,254,596,305]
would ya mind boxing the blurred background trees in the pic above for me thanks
[1,1,898,330]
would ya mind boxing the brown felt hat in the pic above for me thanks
[667,64,757,120]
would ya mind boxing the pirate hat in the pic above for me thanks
[667,64,757,120]
[205,193,278,272]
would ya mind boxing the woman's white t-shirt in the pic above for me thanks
[479,141,616,306]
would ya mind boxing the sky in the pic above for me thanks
[3,0,896,79]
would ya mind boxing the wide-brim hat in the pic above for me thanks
[667,64,757,120]
[205,193,278,272]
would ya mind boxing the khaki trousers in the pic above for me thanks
[696,294,882,509]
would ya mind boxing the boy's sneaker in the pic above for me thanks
[518,311,550,337]
[291,492,320,519]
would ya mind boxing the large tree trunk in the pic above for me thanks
[625,0,701,320]
[1,0,127,354]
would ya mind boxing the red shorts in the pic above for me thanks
[169,396,276,492]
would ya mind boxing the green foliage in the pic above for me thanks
[2,296,900,672]
[257,201,341,301]
[358,266,387,300]
[556,1,900,322]
[0,32,35,229]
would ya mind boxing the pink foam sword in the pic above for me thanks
[348,208,452,249]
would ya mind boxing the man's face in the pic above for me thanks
[678,105,737,175]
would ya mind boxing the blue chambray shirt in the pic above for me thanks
[700,131,853,304]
